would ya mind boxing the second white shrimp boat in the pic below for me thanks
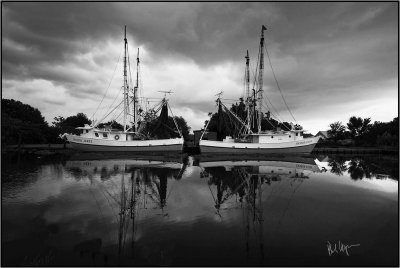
[200,25,319,154]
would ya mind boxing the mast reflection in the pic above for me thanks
[197,154,320,265]
[64,153,186,265]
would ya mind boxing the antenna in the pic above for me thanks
[158,90,174,98]
[215,90,224,99]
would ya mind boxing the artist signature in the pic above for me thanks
[327,240,360,256]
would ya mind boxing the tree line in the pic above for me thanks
[1,98,190,146]
[327,116,398,147]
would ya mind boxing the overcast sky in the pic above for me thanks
[2,2,398,134]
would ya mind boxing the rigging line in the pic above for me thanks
[97,174,125,205]
[207,182,218,207]
[92,47,123,121]
[264,109,291,131]
[127,46,134,91]
[97,86,123,125]
[111,97,136,124]
[261,99,288,127]
[96,182,120,222]
[221,102,251,134]
[85,179,106,219]
[122,203,131,254]
[200,113,213,140]
[252,46,261,91]
[167,102,183,138]
[221,98,240,101]
[261,112,276,129]
[249,60,258,90]
[260,102,282,124]
[263,92,284,121]
[84,180,116,243]
[275,178,303,233]
[243,68,246,99]
[107,85,124,112]
[264,45,297,124]
[165,179,175,202]
[95,99,124,126]
[138,64,144,108]
[107,175,123,195]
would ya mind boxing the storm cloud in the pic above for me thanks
[2,2,398,133]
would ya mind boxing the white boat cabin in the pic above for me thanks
[223,129,306,144]
[76,124,140,141]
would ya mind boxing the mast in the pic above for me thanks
[245,50,251,133]
[123,26,128,132]
[257,25,267,133]
[134,48,139,132]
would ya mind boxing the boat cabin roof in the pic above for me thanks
[248,130,306,136]
[93,128,137,134]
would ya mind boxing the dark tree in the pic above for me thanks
[328,121,346,141]
[53,113,92,135]
[347,116,371,139]
[1,99,48,145]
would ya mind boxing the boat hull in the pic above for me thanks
[199,137,319,154]
[65,134,184,152]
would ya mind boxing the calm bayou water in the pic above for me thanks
[2,152,398,266]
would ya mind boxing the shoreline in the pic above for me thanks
[2,144,398,156]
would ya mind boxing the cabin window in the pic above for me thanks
[289,135,291,138]
[95,133,99,137]
[296,133,298,136]
[103,133,108,138]
[271,136,274,138]
[86,130,89,133]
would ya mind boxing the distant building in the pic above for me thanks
[315,131,330,140]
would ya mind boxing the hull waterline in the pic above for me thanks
[69,142,183,152]
[199,137,319,154]
[65,134,184,152]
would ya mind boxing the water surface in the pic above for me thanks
[2,153,398,266]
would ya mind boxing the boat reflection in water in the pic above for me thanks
[64,153,187,266]
[194,154,320,265]
[62,153,320,265]
[3,151,397,266]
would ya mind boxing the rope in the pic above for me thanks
[264,44,297,124]
[252,49,260,92]
[94,99,124,127]
[262,96,292,130]
[200,113,213,140]
[92,48,123,122]
[167,102,182,138]
[221,102,252,135]
[260,102,291,131]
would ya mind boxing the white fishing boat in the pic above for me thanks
[61,26,184,152]
[200,25,319,154]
